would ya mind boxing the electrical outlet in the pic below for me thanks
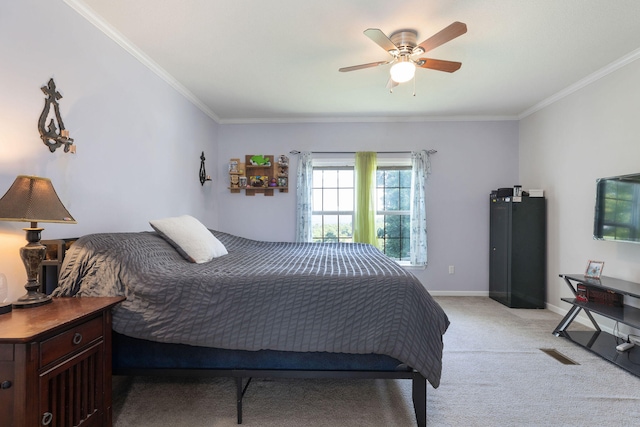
[448,265,455,274]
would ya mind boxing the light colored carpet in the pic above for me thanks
[112,297,640,426]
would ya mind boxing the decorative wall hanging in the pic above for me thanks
[199,152,212,186]
[38,78,75,153]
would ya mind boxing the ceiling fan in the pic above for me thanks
[339,21,467,89]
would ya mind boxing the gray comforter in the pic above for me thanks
[53,231,449,387]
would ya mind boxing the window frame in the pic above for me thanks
[311,166,355,243]
[311,157,413,262]
[375,165,412,262]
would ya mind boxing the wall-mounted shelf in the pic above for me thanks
[228,155,289,196]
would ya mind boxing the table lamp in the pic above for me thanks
[0,175,76,308]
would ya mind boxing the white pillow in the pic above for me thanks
[149,215,227,263]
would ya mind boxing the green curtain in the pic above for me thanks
[353,152,378,246]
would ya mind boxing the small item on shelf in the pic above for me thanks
[576,284,587,302]
[577,282,622,307]
[250,155,270,166]
[585,260,604,278]
[587,285,622,307]
[278,177,288,187]
[616,342,634,352]
[269,178,277,187]
[229,159,239,173]
[495,188,513,198]
[575,284,588,303]
[278,154,289,166]
[250,175,268,187]
[239,176,247,187]
[230,174,240,188]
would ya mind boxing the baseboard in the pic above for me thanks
[431,296,620,336]
[429,291,490,297]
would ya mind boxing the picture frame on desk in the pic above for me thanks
[585,260,604,278]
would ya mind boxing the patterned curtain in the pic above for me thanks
[295,152,313,242]
[410,150,431,266]
[353,152,378,246]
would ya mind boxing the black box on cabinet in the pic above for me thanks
[495,188,514,198]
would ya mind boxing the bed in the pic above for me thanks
[52,227,449,426]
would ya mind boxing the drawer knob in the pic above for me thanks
[72,332,83,345]
[1,380,11,389]
[42,412,53,425]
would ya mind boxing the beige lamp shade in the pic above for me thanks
[0,175,76,224]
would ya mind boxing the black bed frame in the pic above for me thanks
[113,366,427,425]
[111,333,428,426]
[113,368,427,427]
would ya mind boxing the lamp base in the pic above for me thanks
[12,291,52,308]
[12,226,52,309]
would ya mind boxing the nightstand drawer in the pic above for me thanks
[40,316,103,367]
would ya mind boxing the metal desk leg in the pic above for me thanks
[553,305,582,336]
[562,276,578,296]
[554,276,602,335]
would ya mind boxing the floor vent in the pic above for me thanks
[540,348,579,365]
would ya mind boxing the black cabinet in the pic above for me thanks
[489,195,546,308]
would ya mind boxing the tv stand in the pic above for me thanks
[553,274,640,377]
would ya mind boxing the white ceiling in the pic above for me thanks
[68,0,640,123]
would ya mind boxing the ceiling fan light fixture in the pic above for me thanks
[389,57,415,83]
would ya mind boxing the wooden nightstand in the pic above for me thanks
[0,297,125,426]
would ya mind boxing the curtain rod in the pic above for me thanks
[289,149,436,155]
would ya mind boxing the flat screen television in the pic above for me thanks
[594,172,640,243]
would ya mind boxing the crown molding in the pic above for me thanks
[218,115,519,125]
[63,0,220,123]
[519,47,640,119]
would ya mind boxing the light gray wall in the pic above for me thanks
[0,1,219,301]
[217,121,519,293]
[0,2,522,300]
[519,57,640,327]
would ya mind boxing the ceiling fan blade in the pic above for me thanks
[339,61,389,72]
[417,58,462,73]
[417,21,467,54]
[364,28,398,53]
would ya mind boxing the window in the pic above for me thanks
[376,167,411,261]
[312,167,354,243]
[312,164,411,261]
